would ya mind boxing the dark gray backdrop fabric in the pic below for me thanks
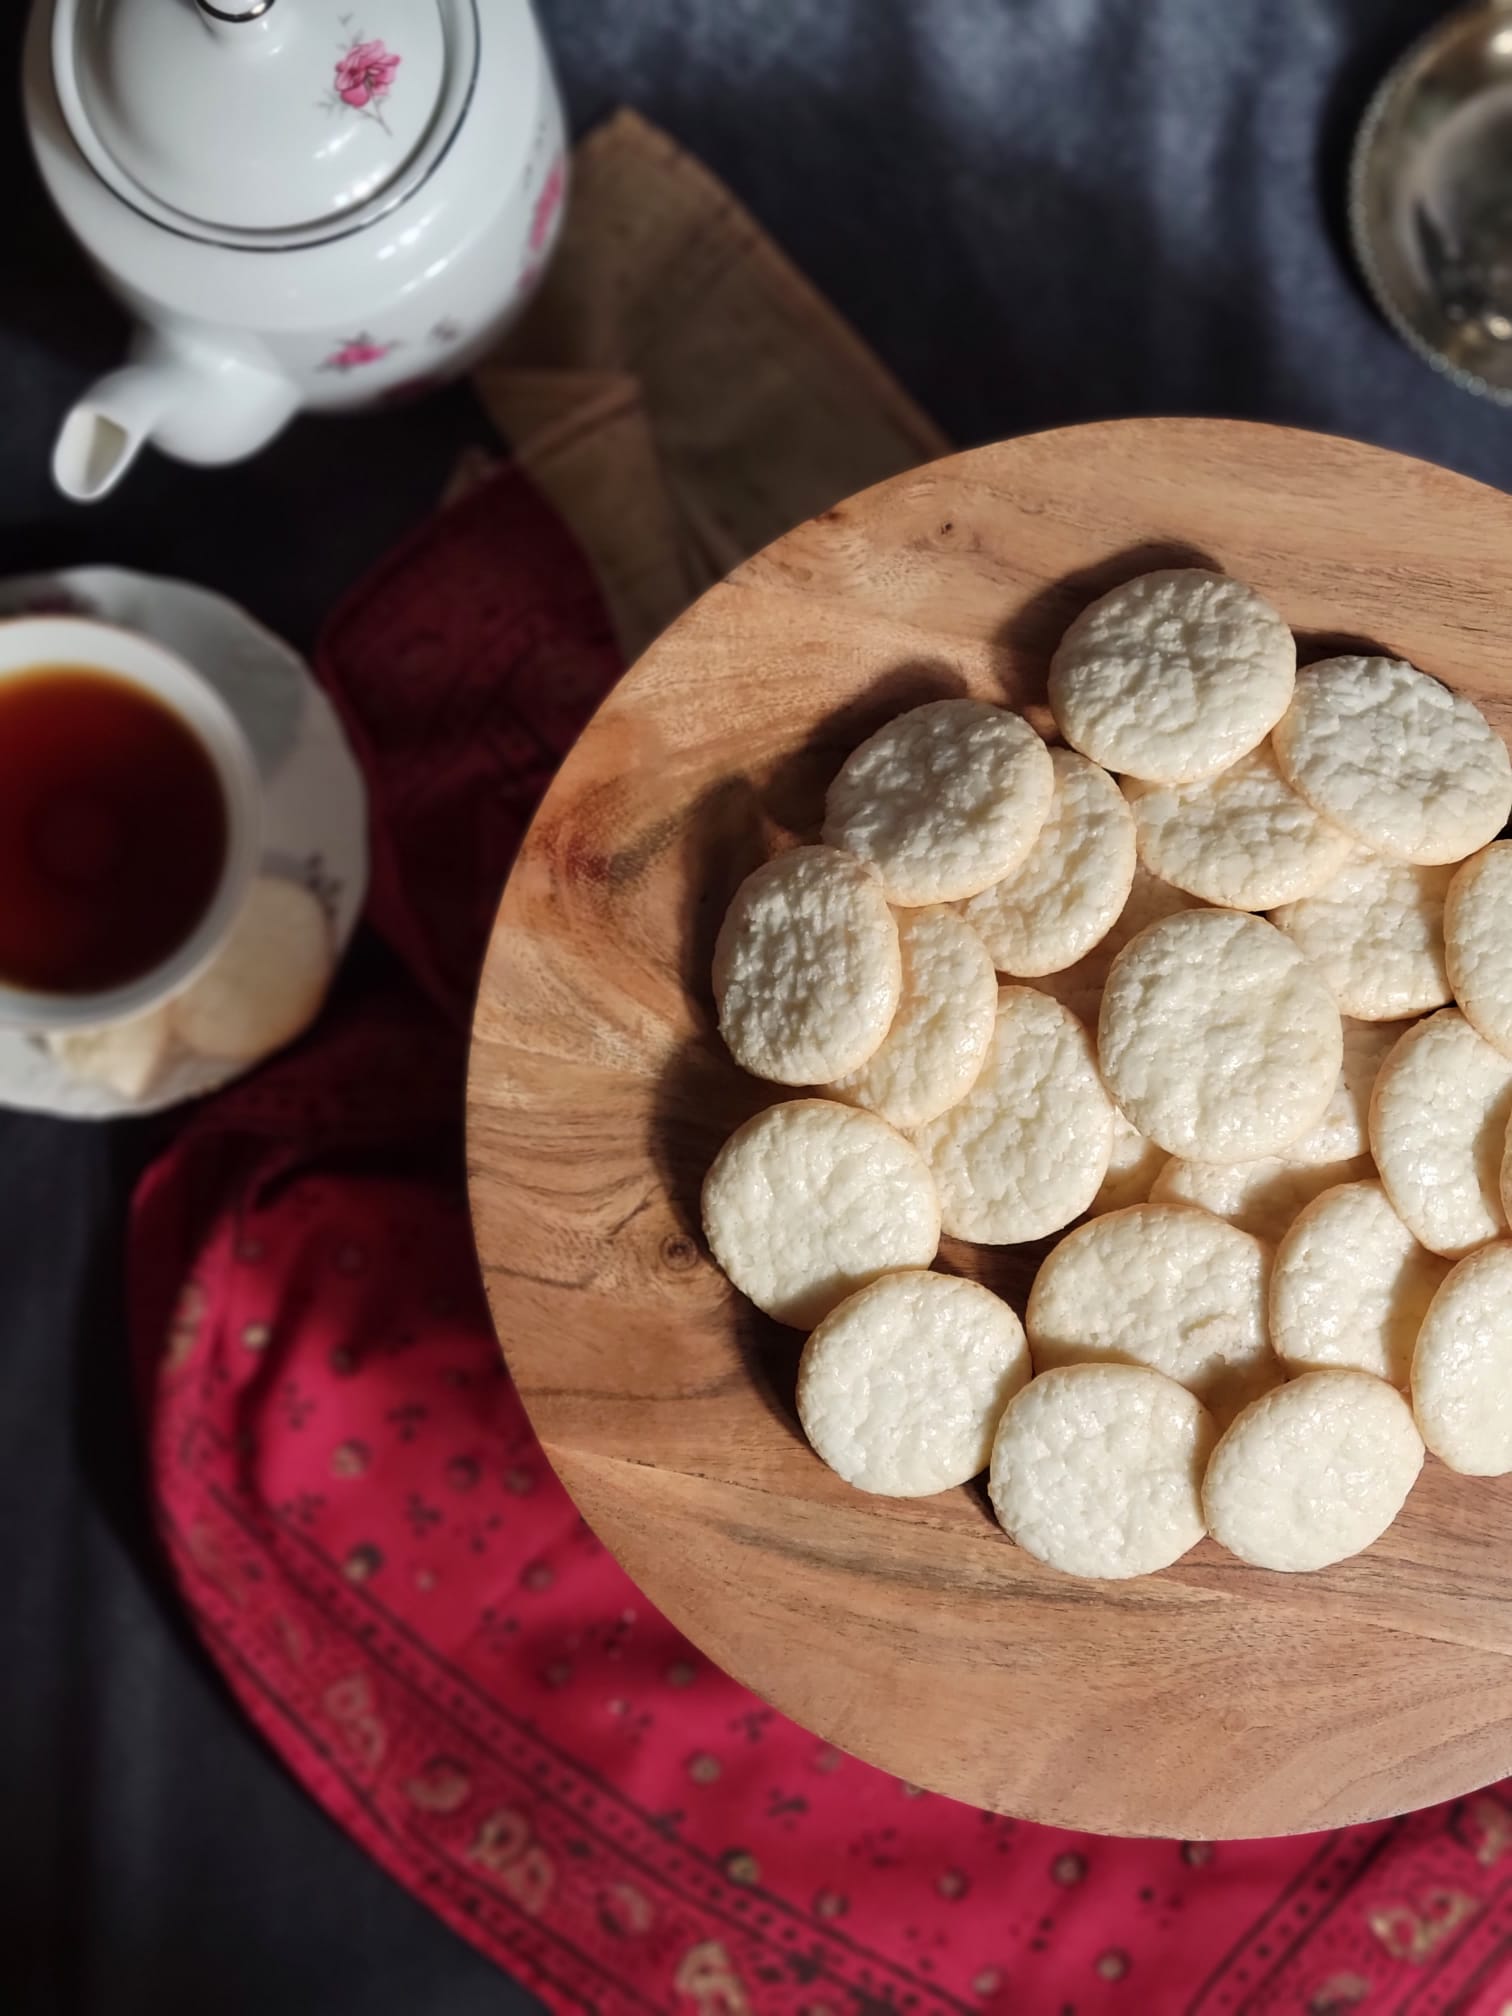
[0,3,1493,2011]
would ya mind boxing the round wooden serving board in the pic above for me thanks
[467,417,1512,1838]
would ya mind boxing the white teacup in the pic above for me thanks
[0,614,261,1032]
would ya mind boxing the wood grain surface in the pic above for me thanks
[467,418,1512,1838]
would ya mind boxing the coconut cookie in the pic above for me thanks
[1445,842,1512,1058]
[912,987,1113,1244]
[988,1364,1215,1579]
[1271,1181,1450,1386]
[1270,854,1453,1022]
[712,846,902,1085]
[1034,864,1197,1028]
[1411,1243,1512,1475]
[1026,1203,1278,1421]
[1272,656,1512,865]
[1150,1152,1371,1247]
[701,1100,939,1329]
[1370,1009,1512,1257]
[1098,909,1342,1162]
[172,877,332,1064]
[1202,1369,1423,1571]
[959,748,1135,976]
[822,699,1054,906]
[1126,740,1353,910]
[1048,569,1295,784]
[828,906,996,1129]
[797,1271,1031,1496]
[48,1003,174,1101]
[1088,1108,1167,1216]
[1282,1019,1410,1167]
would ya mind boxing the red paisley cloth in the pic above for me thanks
[134,468,1512,2016]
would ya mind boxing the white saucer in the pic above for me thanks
[0,567,368,1119]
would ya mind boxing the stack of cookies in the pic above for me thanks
[702,568,1512,1580]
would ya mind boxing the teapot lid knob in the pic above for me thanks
[194,0,277,21]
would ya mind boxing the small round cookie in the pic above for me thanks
[1445,842,1512,1059]
[1098,909,1342,1162]
[1272,656,1512,865]
[1150,1152,1372,1247]
[912,987,1113,1244]
[1202,1369,1423,1572]
[48,1002,173,1101]
[1049,569,1295,785]
[1271,1180,1451,1387]
[1283,1019,1411,1166]
[988,1364,1216,1580]
[1088,1108,1167,1217]
[827,907,996,1129]
[1026,1203,1278,1421]
[1125,740,1352,910]
[1270,854,1452,1021]
[702,1100,940,1329]
[172,877,332,1063]
[822,699,1054,906]
[1411,1243,1512,1474]
[1034,864,1196,1028]
[1370,1009,1512,1257]
[797,1271,1031,1496]
[712,846,902,1085]
[959,748,1136,976]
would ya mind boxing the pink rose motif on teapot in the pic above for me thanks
[530,157,566,254]
[513,154,567,304]
[324,25,402,136]
[322,333,398,373]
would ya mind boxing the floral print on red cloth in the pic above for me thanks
[134,468,1512,2016]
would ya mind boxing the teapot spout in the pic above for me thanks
[53,363,168,502]
[52,339,300,503]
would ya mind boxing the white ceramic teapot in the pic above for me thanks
[24,0,566,501]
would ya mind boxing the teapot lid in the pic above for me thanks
[54,0,456,237]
